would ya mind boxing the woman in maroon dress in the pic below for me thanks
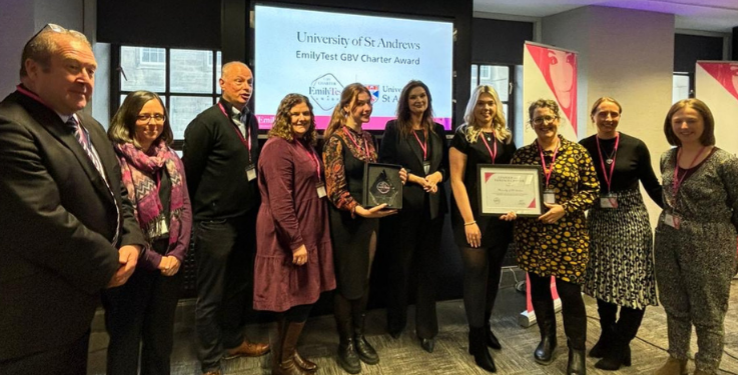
[254,94,336,375]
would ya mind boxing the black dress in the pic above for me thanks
[450,124,517,248]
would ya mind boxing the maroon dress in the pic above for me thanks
[254,137,336,312]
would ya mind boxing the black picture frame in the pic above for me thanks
[362,162,403,209]
[477,164,543,217]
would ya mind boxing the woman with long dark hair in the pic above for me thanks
[323,83,405,374]
[104,90,192,375]
[449,85,516,372]
[254,94,336,375]
[379,80,448,353]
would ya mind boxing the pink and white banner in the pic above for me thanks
[522,42,578,145]
[696,61,738,155]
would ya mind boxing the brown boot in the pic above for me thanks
[277,317,317,373]
[653,356,688,375]
[293,351,318,373]
[273,321,309,375]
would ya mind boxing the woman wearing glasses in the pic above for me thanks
[449,85,516,372]
[578,97,662,371]
[104,91,192,375]
[501,99,598,375]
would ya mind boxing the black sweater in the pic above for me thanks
[183,99,260,220]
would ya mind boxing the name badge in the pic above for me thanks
[246,164,257,181]
[543,188,556,204]
[423,161,431,175]
[316,182,327,198]
[600,193,618,209]
[664,212,681,229]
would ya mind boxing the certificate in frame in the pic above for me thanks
[477,164,543,217]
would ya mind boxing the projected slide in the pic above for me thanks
[254,5,453,130]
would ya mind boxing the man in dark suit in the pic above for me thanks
[0,24,146,374]
[184,62,269,375]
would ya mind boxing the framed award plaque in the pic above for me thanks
[362,162,403,209]
[477,164,543,217]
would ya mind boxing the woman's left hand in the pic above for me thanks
[159,256,181,277]
[538,203,565,224]
[424,172,443,194]
[292,244,308,266]
[399,168,408,185]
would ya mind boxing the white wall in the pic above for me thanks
[541,6,675,227]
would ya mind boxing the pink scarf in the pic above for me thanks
[115,141,184,249]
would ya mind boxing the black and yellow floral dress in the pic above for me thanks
[511,135,599,284]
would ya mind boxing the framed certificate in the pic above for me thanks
[362,162,403,209]
[477,164,543,217]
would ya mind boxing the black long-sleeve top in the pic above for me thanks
[579,132,663,208]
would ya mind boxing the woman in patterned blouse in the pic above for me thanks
[501,99,598,375]
[322,83,405,374]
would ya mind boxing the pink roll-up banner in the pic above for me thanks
[695,61,738,155]
[517,42,578,327]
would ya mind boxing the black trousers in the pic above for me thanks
[0,330,89,375]
[194,212,258,372]
[385,207,443,339]
[528,272,587,349]
[102,266,183,375]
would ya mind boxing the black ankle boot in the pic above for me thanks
[531,297,557,365]
[335,297,361,374]
[534,334,557,364]
[567,348,586,375]
[484,311,502,350]
[353,313,379,365]
[588,324,614,358]
[595,336,631,371]
[469,327,496,373]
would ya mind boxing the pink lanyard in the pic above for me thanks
[343,127,372,161]
[479,132,498,164]
[296,140,322,182]
[595,134,620,193]
[412,130,428,160]
[218,103,252,161]
[537,140,559,188]
[672,146,706,202]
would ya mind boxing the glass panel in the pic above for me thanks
[673,74,690,103]
[470,64,478,93]
[216,51,222,94]
[479,65,509,102]
[169,96,214,140]
[503,103,509,123]
[120,46,166,92]
[171,49,213,94]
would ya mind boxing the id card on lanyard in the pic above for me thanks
[596,134,620,209]
[218,103,256,181]
[297,140,326,198]
[538,140,559,204]
[412,130,431,175]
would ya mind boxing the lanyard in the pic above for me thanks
[343,127,372,161]
[412,130,428,160]
[672,146,706,204]
[478,132,498,164]
[296,140,322,182]
[537,139,560,188]
[595,134,620,193]
[218,103,252,161]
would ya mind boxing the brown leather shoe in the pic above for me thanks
[224,339,271,359]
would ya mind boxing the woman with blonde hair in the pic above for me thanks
[323,83,405,374]
[449,85,516,372]
[254,94,336,375]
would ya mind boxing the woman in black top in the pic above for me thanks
[449,85,516,372]
[578,97,662,371]
[379,80,448,353]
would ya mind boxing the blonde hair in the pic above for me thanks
[324,83,370,139]
[462,85,511,144]
[267,94,318,145]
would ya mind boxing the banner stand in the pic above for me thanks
[518,274,562,327]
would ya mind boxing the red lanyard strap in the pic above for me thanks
[478,132,498,164]
[672,146,706,200]
[343,127,372,161]
[218,103,252,161]
[537,139,559,188]
[297,140,322,181]
[412,130,428,160]
[595,134,619,193]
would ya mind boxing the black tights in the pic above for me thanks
[283,304,314,323]
[528,273,587,349]
[460,243,507,328]
[596,299,645,341]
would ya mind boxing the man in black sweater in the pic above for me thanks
[183,61,269,375]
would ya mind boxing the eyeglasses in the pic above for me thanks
[532,115,558,125]
[136,114,166,123]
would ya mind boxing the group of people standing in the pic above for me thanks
[1,23,736,375]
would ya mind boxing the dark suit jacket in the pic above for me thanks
[379,120,449,219]
[0,90,145,361]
